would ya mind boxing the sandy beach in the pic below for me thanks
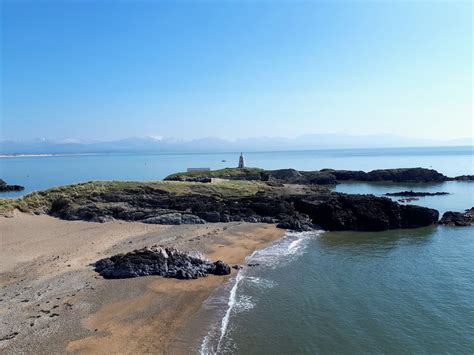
[0,213,284,354]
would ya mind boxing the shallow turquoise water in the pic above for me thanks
[333,181,474,215]
[210,226,474,354]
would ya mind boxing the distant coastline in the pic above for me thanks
[0,153,97,158]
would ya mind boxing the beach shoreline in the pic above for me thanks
[0,213,284,354]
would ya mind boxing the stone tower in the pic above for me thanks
[238,153,245,168]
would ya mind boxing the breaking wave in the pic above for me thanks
[200,230,322,355]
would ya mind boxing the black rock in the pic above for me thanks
[94,246,231,279]
[453,175,474,181]
[385,190,449,197]
[0,179,24,192]
[439,208,474,226]
[213,260,231,275]
[294,193,439,231]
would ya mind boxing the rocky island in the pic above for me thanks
[1,168,443,232]
[0,179,24,192]
[164,166,469,184]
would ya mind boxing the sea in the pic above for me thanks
[1,145,473,353]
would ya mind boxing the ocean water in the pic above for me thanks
[201,226,474,354]
[1,146,473,353]
[0,145,472,198]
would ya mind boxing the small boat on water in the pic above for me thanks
[221,160,226,162]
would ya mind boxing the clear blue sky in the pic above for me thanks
[1,0,472,141]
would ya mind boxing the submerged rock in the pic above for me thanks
[94,246,231,279]
[439,208,474,226]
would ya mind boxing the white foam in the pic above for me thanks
[200,230,322,354]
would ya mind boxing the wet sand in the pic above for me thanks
[0,213,284,354]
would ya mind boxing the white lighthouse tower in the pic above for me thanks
[238,153,245,168]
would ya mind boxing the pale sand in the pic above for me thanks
[0,213,284,354]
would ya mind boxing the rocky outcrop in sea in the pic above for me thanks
[385,191,449,197]
[165,167,459,184]
[0,179,24,192]
[94,246,231,279]
[439,208,474,226]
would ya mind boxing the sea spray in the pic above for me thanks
[200,230,322,354]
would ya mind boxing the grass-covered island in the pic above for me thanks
[6,166,472,231]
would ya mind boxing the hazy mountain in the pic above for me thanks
[0,134,472,155]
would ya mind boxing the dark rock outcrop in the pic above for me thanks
[294,193,439,231]
[321,168,448,183]
[385,191,449,197]
[94,246,231,279]
[166,167,452,185]
[453,175,474,181]
[0,179,24,192]
[438,208,474,226]
[46,183,439,231]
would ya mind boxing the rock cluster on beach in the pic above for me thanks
[439,208,474,226]
[95,246,231,279]
[0,179,24,192]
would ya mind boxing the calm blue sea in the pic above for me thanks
[1,146,473,354]
[1,146,473,198]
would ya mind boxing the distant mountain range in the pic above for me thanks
[0,134,472,155]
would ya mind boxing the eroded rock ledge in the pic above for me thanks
[95,246,231,279]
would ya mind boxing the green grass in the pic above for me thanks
[165,167,264,180]
[0,179,271,216]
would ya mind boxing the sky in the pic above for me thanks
[0,0,472,142]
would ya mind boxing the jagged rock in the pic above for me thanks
[181,214,206,224]
[294,193,439,231]
[277,215,314,231]
[0,179,24,192]
[220,214,231,222]
[385,191,449,197]
[439,208,474,226]
[94,246,231,279]
[142,213,183,225]
[214,260,231,275]
[197,211,221,222]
